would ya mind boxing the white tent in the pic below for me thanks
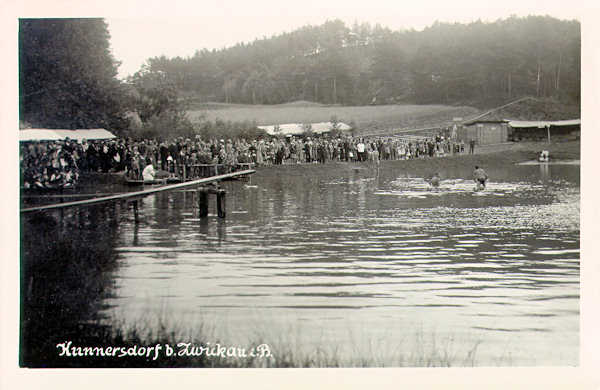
[19,128,116,142]
[258,122,352,136]
[19,129,64,141]
[508,119,580,128]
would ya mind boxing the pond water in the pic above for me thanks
[101,163,579,366]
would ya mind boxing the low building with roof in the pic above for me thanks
[257,122,352,137]
[508,119,580,142]
[461,118,580,144]
[461,119,510,145]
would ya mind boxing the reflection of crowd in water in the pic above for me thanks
[20,134,467,189]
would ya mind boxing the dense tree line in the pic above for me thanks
[19,19,131,132]
[19,18,195,138]
[145,16,580,107]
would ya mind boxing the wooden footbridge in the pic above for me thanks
[20,169,256,220]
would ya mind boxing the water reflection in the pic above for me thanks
[20,205,122,367]
[23,163,579,367]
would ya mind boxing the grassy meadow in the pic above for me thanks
[186,101,480,133]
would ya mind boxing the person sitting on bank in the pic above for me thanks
[430,172,441,187]
[142,158,156,182]
[473,165,489,188]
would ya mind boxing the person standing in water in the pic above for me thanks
[473,165,489,189]
[430,172,441,187]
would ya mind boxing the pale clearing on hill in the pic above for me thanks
[186,102,480,132]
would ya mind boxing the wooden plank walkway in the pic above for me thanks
[21,169,255,213]
[22,193,127,198]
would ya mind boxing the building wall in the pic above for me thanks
[457,126,473,141]
[464,122,508,144]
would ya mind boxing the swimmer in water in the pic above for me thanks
[430,172,441,187]
[473,165,488,189]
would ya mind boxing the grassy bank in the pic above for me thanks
[47,317,481,368]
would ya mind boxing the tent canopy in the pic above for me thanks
[258,122,352,136]
[19,128,116,142]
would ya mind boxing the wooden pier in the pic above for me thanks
[178,163,255,182]
[20,169,255,214]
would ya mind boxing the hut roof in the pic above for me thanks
[508,119,580,128]
[463,119,510,125]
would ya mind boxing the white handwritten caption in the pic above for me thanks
[56,341,274,360]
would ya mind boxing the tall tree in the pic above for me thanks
[370,36,407,102]
[19,18,130,132]
[128,62,194,139]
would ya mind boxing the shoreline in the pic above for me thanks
[23,141,580,195]
[254,141,580,178]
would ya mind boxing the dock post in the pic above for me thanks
[113,201,120,227]
[217,218,226,242]
[78,209,83,229]
[216,189,226,218]
[198,188,209,217]
[133,200,139,223]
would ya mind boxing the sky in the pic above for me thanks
[105,0,588,79]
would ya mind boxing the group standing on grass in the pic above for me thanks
[20,133,473,189]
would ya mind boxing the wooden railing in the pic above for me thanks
[175,163,255,181]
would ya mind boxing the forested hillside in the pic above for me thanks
[19,17,580,140]
[138,16,580,108]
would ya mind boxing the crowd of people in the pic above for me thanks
[20,141,80,190]
[20,133,471,189]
